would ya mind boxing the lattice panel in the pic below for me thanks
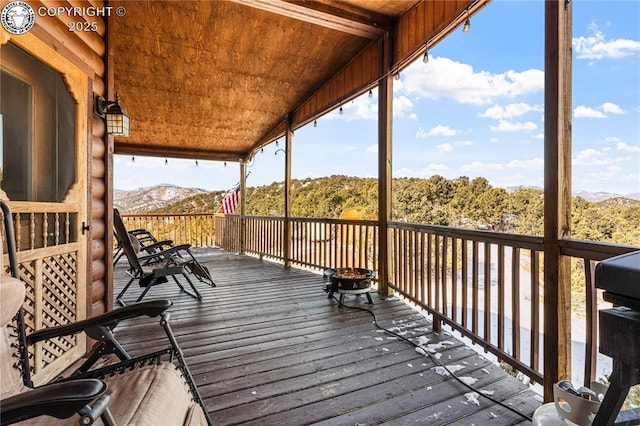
[14,251,80,375]
[17,260,37,372]
[41,253,78,369]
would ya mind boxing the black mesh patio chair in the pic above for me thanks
[0,278,115,426]
[113,228,156,265]
[0,200,211,426]
[113,210,215,287]
[113,208,206,305]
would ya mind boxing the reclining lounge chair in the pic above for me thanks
[114,209,215,288]
[113,208,211,304]
[0,200,212,425]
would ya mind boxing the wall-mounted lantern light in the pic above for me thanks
[96,93,130,136]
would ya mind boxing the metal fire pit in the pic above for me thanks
[323,267,375,305]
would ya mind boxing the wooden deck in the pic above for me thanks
[112,248,541,425]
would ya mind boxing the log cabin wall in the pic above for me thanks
[4,0,111,318]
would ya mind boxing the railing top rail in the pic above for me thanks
[289,217,377,226]
[218,214,377,226]
[389,220,544,249]
[122,212,217,218]
[241,215,285,221]
[559,238,638,261]
[2,201,81,213]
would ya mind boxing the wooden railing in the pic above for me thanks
[288,217,378,271]
[121,213,216,247]
[128,212,639,387]
[388,222,546,383]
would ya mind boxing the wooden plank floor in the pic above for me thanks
[113,247,541,425]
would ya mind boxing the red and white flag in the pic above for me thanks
[221,184,240,214]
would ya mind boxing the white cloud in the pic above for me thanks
[437,143,453,153]
[479,103,541,119]
[573,148,631,166]
[435,140,473,153]
[324,96,378,121]
[424,163,449,174]
[365,144,378,154]
[395,164,449,178]
[616,141,640,153]
[574,148,607,166]
[394,167,413,177]
[398,56,544,105]
[605,136,622,143]
[506,158,544,170]
[393,95,414,118]
[573,22,640,60]
[574,102,626,118]
[533,133,544,140]
[489,120,537,132]
[574,105,606,118]
[461,161,504,172]
[601,102,625,115]
[417,125,461,139]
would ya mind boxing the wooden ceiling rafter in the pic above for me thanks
[231,0,387,39]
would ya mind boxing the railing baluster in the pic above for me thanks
[584,259,598,387]
[531,250,540,373]
[442,236,448,317]
[498,244,505,351]
[435,235,441,314]
[512,247,521,360]
[452,237,458,323]
[15,213,22,251]
[43,212,48,248]
[426,233,432,308]
[462,239,468,329]
[484,242,491,343]
[472,240,479,336]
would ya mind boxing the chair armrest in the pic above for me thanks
[0,379,106,424]
[27,299,173,345]
[141,240,175,252]
[137,245,192,263]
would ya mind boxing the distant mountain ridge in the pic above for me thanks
[114,184,207,213]
[574,190,639,203]
[114,182,640,214]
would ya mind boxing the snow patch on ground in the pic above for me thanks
[433,364,465,376]
[459,376,478,386]
[464,392,481,406]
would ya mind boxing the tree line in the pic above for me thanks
[155,175,640,246]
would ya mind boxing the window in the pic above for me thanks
[1,42,76,202]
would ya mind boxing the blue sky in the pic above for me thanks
[115,0,640,196]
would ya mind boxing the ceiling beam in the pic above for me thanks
[232,0,387,39]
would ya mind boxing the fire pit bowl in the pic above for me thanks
[323,268,375,293]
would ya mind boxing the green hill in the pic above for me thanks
[152,175,640,246]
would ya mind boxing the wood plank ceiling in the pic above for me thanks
[110,0,486,162]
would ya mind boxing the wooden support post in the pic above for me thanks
[543,0,573,402]
[104,11,115,314]
[239,159,246,255]
[283,121,293,268]
[377,34,393,296]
